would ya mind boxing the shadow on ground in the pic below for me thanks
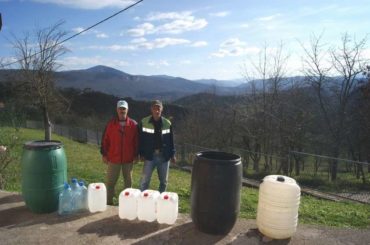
[0,204,98,228]
[78,215,165,239]
[131,221,226,245]
[229,228,291,245]
[78,218,227,244]
[0,194,24,205]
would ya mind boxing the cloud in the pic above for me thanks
[126,23,155,37]
[72,27,109,38]
[157,17,207,34]
[209,11,230,17]
[96,33,109,38]
[211,38,260,58]
[179,60,191,65]
[72,27,85,33]
[59,56,129,70]
[145,11,193,21]
[0,56,17,68]
[127,11,207,37]
[31,0,137,10]
[84,37,191,51]
[190,41,208,47]
[362,48,370,59]
[131,37,147,43]
[147,60,170,67]
[240,23,250,28]
[83,45,134,51]
[147,38,191,49]
[256,13,282,21]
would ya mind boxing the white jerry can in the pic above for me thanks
[156,192,179,225]
[119,188,141,220]
[87,183,107,213]
[137,189,160,222]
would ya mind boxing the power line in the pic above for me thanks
[1,0,144,68]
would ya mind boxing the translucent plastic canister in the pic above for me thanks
[119,188,141,220]
[257,175,301,239]
[137,190,160,222]
[88,183,107,212]
[157,192,178,224]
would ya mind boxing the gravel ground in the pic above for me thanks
[332,192,370,204]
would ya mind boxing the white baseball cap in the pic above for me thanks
[117,100,128,109]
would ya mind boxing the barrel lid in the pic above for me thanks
[196,151,241,162]
[23,140,63,150]
[263,175,298,186]
[277,176,285,182]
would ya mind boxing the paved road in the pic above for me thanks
[1,190,369,244]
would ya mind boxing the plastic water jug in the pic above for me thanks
[71,177,80,191]
[58,183,73,215]
[157,192,178,224]
[70,178,80,212]
[137,190,160,222]
[119,188,141,220]
[257,175,301,239]
[88,183,107,212]
[76,180,88,212]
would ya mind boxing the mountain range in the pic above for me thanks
[54,65,246,100]
[0,65,311,101]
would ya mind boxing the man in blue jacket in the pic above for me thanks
[138,100,176,193]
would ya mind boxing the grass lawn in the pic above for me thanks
[1,127,369,228]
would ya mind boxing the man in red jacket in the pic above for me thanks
[101,100,138,205]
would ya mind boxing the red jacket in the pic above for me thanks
[100,116,138,164]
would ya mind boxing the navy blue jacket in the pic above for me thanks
[138,115,175,161]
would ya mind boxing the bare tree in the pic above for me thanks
[239,42,291,173]
[11,21,68,140]
[177,92,238,150]
[301,33,368,181]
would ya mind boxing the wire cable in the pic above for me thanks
[1,0,144,68]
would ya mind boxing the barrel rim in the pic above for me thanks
[23,140,63,150]
[195,151,241,163]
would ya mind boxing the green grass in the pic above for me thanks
[1,127,369,228]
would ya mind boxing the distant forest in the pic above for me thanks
[0,84,188,130]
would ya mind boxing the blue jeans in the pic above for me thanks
[140,153,169,193]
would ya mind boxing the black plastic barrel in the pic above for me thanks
[191,151,242,234]
[21,140,67,213]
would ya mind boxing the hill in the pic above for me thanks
[58,65,228,101]
[0,66,247,101]
[194,78,245,87]
[54,88,189,130]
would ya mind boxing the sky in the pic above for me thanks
[0,0,370,81]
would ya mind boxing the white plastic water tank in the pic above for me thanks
[256,175,301,239]
[87,183,107,213]
[156,192,178,225]
[137,190,160,222]
[119,188,141,220]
